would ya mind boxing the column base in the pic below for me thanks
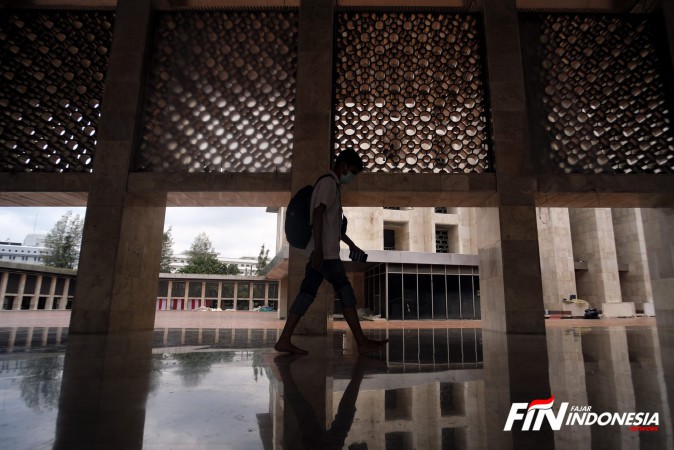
[601,302,636,318]
[642,302,656,316]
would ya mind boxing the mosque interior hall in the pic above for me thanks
[1,0,673,449]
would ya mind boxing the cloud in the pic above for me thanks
[0,206,278,258]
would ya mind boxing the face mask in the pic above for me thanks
[339,171,355,185]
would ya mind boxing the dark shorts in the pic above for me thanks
[288,258,357,316]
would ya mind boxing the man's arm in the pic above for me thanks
[341,233,360,252]
[311,204,326,270]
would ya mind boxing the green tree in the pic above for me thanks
[160,227,175,273]
[255,244,270,275]
[223,263,240,275]
[179,232,226,274]
[42,211,83,269]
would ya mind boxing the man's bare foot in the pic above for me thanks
[274,340,308,354]
[357,338,389,355]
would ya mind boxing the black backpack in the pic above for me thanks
[285,174,334,249]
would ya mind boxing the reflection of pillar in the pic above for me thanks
[581,327,637,449]
[546,328,590,449]
[626,327,673,449]
[0,272,8,309]
[30,275,43,310]
[478,0,552,448]
[641,208,674,426]
[26,327,34,350]
[13,273,26,310]
[279,340,332,449]
[8,327,16,353]
[463,381,487,450]
[46,277,57,310]
[41,327,48,347]
[54,331,154,449]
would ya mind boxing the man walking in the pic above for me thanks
[275,149,389,355]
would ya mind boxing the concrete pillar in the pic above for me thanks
[536,208,578,314]
[13,273,26,310]
[217,281,222,310]
[641,208,674,427]
[166,280,173,310]
[29,275,43,310]
[611,209,654,312]
[46,276,57,310]
[0,272,8,309]
[277,277,288,319]
[477,0,552,448]
[71,0,166,334]
[58,278,70,310]
[288,0,335,335]
[459,208,478,255]
[569,208,629,316]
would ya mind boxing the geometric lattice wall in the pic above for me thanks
[334,12,490,173]
[138,11,298,173]
[530,14,674,174]
[436,228,449,253]
[0,11,115,173]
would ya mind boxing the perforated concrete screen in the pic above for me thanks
[0,11,115,173]
[334,11,490,173]
[529,14,674,174]
[138,10,299,173]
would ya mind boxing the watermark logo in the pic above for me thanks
[504,395,659,432]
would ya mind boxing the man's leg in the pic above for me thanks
[275,312,308,354]
[275,259,324,354]
[323,260,388,355]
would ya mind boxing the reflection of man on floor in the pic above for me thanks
[274,355,369,450]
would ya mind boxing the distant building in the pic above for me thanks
[0,236,48,266]
[169,252,258,275]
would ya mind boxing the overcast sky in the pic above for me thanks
[0,206,279,258]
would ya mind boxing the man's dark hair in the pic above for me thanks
[334,149,364,173]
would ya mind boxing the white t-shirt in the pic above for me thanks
[305,171,342,259]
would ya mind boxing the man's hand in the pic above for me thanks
[348,243,363,254]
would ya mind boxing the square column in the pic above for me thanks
[641,208,674,424]
[569,208,629,316]
[71,0,166,334]
[288,0,335,335]
[29,275,43,310]
[536,208,577,314]
[477,1,553,448]
[612,209,653,312]
[13,273,26,310]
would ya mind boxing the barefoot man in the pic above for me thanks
[275,149,389,355]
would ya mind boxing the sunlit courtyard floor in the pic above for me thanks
[0,311,669,450]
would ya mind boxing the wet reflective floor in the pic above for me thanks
[0,322,671,449]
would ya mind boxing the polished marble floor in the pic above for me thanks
[0,317,671,449]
